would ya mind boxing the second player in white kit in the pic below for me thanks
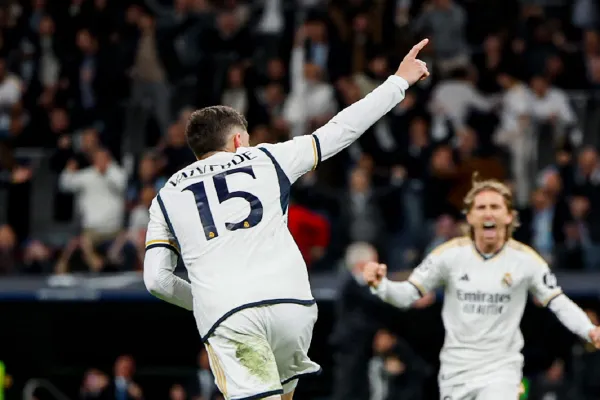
[143,40,431,400]
[364,178,600,400]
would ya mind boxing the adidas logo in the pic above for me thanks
[459,274,469,281]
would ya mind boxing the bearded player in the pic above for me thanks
[363,177,600,400]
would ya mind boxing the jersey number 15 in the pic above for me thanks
[184,166,264,240]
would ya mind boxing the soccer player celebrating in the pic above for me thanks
[143,40,430,400]
[363,177,600,400]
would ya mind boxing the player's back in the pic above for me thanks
[155,146,314,339]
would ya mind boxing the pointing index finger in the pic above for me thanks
[406,38,429,59]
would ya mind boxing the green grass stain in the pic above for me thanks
[234,338,279,385]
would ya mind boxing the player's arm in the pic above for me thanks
[257,39,430,183]
[365,253,444,309]
[529,259,597,344]
[143,197,193,311]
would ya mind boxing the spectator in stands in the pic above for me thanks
[159,121,196,177]
[570,190,600,271]
[0,57,23,139]
[50,126,100,221]
[0,224,17,274]
[188,348,220,400]
[572,308,600,399]
[220,63,266,129]
[529,358,572,400]
[471,34,513,96]
[288,200,330,268]
[63,29,106,128]
[283,23,337,138]
[519,187,569,263]
[494,71,533,207]
[528,74,581,161]
[330,243,397,400]
[368,329,431,400]
[56,148,126,273]
[107,184,156,271]
[21,239,53,274]
[342,167,386,251]
[424,214,458,255]
[0,144,33,242]
[126,152,165,207]
[96,355,143,400]
[423,145,457,220]
[59,147,126,243]
[124,12,171,155]
[80,368,109,400]
[169,384,188,400]
[412,0,469,75]
[582,30,600,90]
[346,10,384,77]
[428,67,495,134]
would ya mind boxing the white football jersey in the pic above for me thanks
[143,75,411,341]
[145,136,321,340]
[407,237,562,387]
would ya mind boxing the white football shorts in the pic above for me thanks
[440,380,521,400]
[204,303,321,400]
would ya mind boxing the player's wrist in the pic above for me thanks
[372,277,388,291]
[388,75,410,91]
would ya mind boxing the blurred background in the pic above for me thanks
[2,0,600,399]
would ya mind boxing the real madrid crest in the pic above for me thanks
[501,272,513,288]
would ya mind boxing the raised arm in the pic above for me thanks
[364,252,445,309]
[143,196,193,310]
[529,261,600,347]
[314,39,429,162]
[102,162,128,197]
[59,161,86,192]
[257,39,430,183]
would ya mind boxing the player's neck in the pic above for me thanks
[198,146,235,160]
[473,235,507,256]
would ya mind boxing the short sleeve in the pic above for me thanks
[529,259,562,307]
[408,252,446,296]
[257,135,321,183]
[145,196,180,255]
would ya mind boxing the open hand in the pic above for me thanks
[395,38,430,85]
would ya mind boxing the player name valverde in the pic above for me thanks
[168,151,257,186]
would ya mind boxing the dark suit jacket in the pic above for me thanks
[515,200,571,246]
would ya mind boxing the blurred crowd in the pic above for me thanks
[77,351,225,400]
[1,0,600,275]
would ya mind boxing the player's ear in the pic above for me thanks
[232,132,243,149]
[465,210,474,225]
[504,210,514,225]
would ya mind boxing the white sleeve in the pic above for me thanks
[143,197,193,311]
[528,258,563,306]
[548,295,595,343]
[257,75,409,183]
[257,135,318,183]
[313,75,409,162]
[371,250,446,309]
[407,252,446,296]
[370,278,421,309]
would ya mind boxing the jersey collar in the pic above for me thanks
[471,239,507,261]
